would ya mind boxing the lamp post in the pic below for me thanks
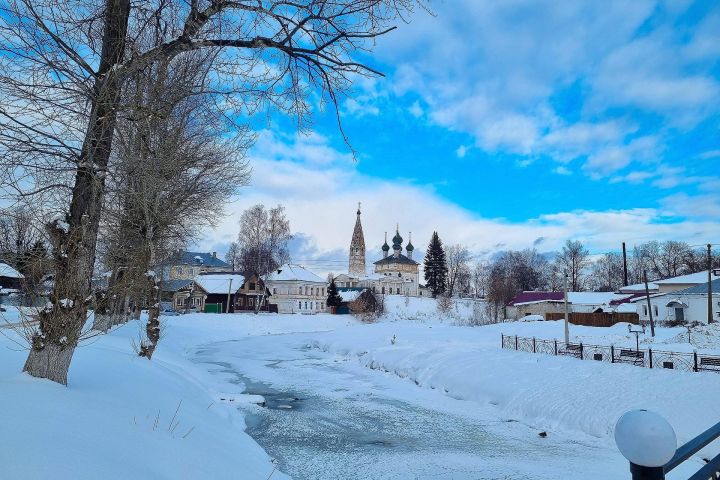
[564,272,570,344]
[628,324,645,352]
[615,410,677,480]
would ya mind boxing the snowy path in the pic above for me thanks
[192,333,629,480]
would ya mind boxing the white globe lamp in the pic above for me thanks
[615,409,677,468]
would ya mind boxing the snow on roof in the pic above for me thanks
[360,273,383,281]
[655,270,711,285]
[194,274,245,294]
[618,282,658,293]
[339,290,361,302]
[612,302,638,313]
[170,251,229,268]
[0,263,23,279]
[509,291,632,306]
[509,291,564,305]
[567,292,632,305]
[265,264,325,283]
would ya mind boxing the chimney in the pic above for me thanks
[212,252,217,258]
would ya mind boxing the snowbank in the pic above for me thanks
[308,320,720,454]
[0,313,352,479]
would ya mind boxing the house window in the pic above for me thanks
[177,267,183,275]
[642,305,648,316]
[299,301,302,310]
[273,288,277,294]
[397,288,400,294]
[304,301,308,309]
[249,297,254,307]
[382,287,385,294]
[249,282,256,290]
[653,305,658,316]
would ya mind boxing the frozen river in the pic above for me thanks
[193,333,627,480]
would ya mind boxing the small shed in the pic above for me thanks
[0,262,24,292]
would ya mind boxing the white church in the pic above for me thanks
[334,204,426,297]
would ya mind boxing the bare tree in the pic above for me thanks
[236,204,291,312]
[0,0,419,384]
[588,252,624,292]
[555,240,590,291]
[225,242,241,271]
[471,260,489,298]
[97,52,250,355]
[446,244,471,297]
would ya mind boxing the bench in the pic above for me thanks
[699,356,720,372]
[618,349,644,366]
[559,343,582,358]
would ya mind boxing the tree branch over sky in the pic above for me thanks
[0,0,420,384]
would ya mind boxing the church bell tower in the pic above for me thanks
[349,203,366,277]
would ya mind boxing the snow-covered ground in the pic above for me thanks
[1,297,718,479]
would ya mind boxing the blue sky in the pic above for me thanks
[200,0,720,273]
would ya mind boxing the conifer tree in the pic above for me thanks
[326,278,343,308]
[424,232,448,297]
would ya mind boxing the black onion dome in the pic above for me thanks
[392,228,403,248]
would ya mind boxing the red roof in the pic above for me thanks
[508,291,564,305]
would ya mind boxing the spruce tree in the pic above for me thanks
[326,278,343,308]
[424,231,448,298]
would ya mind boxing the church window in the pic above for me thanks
[299,301,302,310]
[381,287,385,294]
[397,288,400,294]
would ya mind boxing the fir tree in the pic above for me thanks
[424,231,448,297]
[326,278,343,308]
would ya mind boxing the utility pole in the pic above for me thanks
[708,244,713,324]
[564,272,570,344]
[622,242,629,287]
[644,270,655,337]
[226,278,233,314]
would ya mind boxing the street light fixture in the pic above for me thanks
[615,409,677,479]
[628,324,645,352]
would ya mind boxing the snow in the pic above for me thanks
[0,262,24,279]
[1,295,718,478]
[620,281,659,293]
[265,264,325,283]
[338,290,361,302]
[566,292,631,304]
[519,314,545,321]
[655,270,711,286]
[193,274,245,294]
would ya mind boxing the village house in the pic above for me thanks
[167,273,273,313]
[636,277,720,325]
[161,251,231,281]
[0,262,24,293]
[506,291,636,319]
[265,264,328,314]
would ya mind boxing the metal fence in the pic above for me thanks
[500,334,720,374]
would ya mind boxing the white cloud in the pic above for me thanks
[408,100,423,118]
[371,0,720,179]
[455,145,468,158]
[553,166,572,176]
[196,134,720,275]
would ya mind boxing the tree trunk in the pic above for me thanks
[23,0,131,385]
[23,342,76,386]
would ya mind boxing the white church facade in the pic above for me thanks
[336,205,423,297]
